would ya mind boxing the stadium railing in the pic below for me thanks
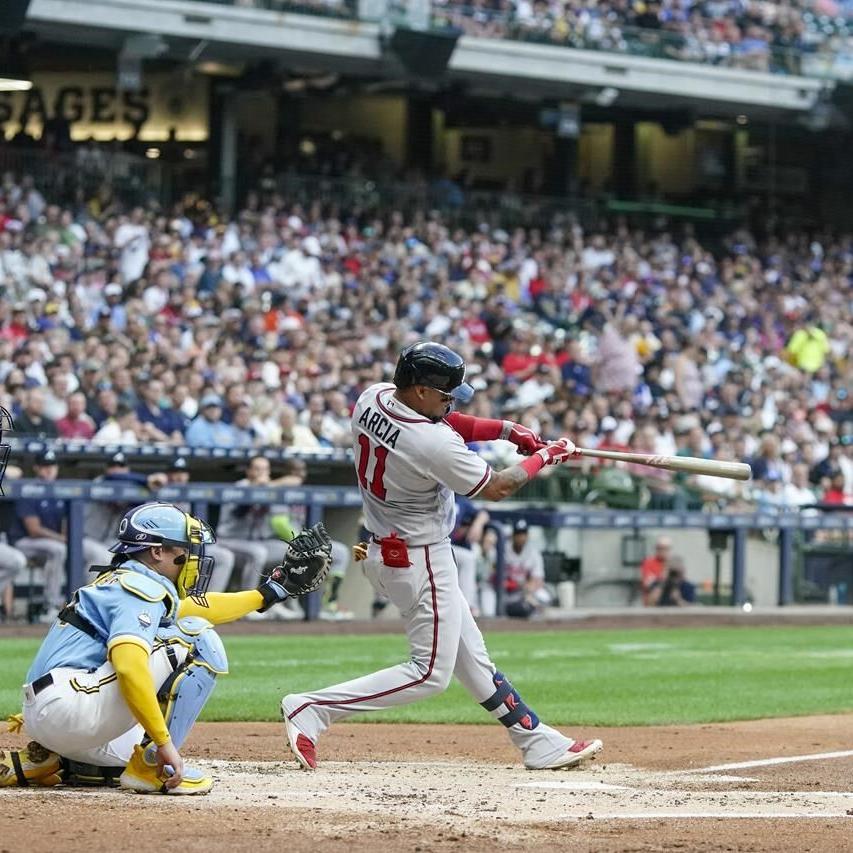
[275,173,598,229]
[2,480,850,618]
[0,147,169,206]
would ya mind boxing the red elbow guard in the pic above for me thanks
[444,412,505,443]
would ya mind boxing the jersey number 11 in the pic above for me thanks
[356,434,388,500]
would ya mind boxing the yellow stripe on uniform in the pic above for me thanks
[70,673,118,694]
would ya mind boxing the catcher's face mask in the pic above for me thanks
[175,514,216,605]
[0,407,12,497]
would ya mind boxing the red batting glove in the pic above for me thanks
[535,438,578,466]
[508,423,548,455]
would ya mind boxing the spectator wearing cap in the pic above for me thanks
[185,393,237,448]
[98,282,128,331]
[450,495,490,616]
[92,402,141,445]
[56,392,96,440]
[14,387,58,439]
[160,457,237,593]
[490,519,548,619]
[10,451,112,621]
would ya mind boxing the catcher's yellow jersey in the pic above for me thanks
[352,383,491,546]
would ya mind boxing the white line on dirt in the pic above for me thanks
[580,812,853,820]
[516,780,633,791]
[682,749,853,774]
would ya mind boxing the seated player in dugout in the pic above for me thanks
[1,502,332,794]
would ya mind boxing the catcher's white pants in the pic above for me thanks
[284,538,572,766]
[21,643,187,766]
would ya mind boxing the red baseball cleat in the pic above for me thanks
[282,698,317,770]
[530,738,604,770]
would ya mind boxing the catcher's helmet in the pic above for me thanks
[0,406,12,496]
[393,342,474,403]
[110,502,216,604]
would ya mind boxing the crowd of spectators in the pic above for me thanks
[434,0,853,75]
[0,168,851,516]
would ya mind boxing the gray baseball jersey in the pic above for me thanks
[352,383,491,545]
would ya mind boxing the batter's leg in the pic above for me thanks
[452,593,603,770]
[281,541,462,767]
[451,545,479,614]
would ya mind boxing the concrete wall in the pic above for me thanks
[321,507,783,617]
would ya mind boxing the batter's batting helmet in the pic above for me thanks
[0,406,12,496]
[393,342,474,403]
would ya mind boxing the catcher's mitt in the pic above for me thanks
[257,522,332,610]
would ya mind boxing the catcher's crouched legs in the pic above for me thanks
[120,617,228,795]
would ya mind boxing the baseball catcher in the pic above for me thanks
[1,502,331,793]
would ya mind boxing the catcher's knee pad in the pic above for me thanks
[480,671,540,731]
[155,617,228,749]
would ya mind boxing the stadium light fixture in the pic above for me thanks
[0,50,31,91]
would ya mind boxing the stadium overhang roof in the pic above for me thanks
[26,0,829,116]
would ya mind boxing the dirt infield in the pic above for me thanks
[3,715,853,852]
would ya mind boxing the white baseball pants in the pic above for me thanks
[283,538,573,767]
[21,643,186,766]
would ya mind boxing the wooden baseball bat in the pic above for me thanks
[574,447,752,481]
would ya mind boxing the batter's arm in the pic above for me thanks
[478,439,576,501]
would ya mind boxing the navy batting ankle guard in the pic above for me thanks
[480,671,540,731]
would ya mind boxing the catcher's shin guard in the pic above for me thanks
[480,671,540,731]
[154,617,228,750]
[0,741,62,787]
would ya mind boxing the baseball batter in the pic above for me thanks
[282,342,603,771]
[1,502,331,792]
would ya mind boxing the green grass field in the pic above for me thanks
[3,626,853,726]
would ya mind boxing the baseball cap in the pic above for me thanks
[105,283,123,297]
[200,393,223,409]
[35,449,58,466]
[109,452,128,466]
[601,415,618,432]
[169,457,188,472]
[513,519,529,534]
